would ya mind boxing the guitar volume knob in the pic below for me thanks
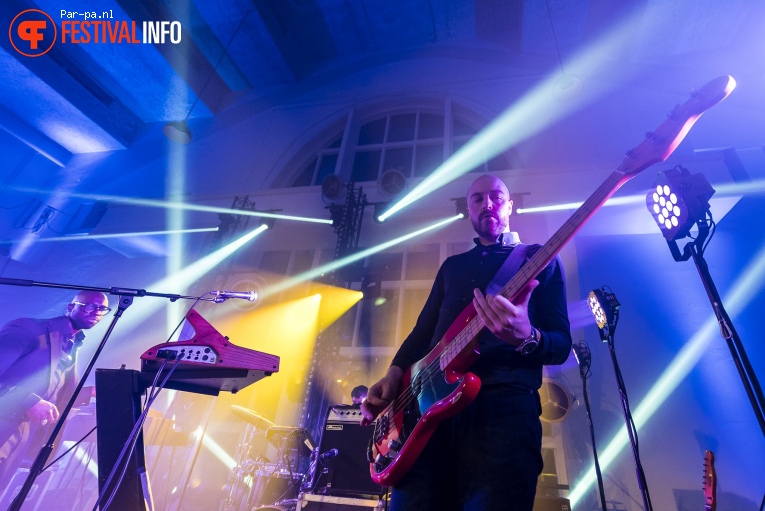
[387,439,402,452]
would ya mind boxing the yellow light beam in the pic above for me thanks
[311,284,364,332]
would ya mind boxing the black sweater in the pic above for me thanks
[390,240,572,390]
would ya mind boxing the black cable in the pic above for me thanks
[100,357,182,511]
[92,357,172,511]
[92,356,182,511]
[607,332,654,511]
[269,429,304,505]
[700,211,716,256]
[576,340,608,510]
[92,294,218,510]
[0,199,36,210]
[41,425,98,472]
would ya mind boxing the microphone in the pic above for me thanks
[318,448,338,460]
[209,290,258,303]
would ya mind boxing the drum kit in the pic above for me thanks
[222,406,310,511]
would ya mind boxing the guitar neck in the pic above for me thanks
[499,171,628,301]
[440,171,627,369]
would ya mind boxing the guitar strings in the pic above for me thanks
[374,314,483,439]
[374,255,552,440]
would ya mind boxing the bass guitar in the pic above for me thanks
[368,75,737,486]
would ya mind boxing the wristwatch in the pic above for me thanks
[515,327,540,356]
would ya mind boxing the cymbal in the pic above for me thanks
[230,405,276,430]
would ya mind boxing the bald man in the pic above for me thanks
[0,291,110,487]
[361,175,572,511]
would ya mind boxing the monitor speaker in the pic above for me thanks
[0,468,54,510]
[312,405,384,497]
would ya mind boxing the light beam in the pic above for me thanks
[260,214,462,299]
[378,14,643,221]
[90,225,269,372]
[0,227,220,244]
[569,240,765,507]
[11,187,332,225]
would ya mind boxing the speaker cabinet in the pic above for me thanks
[533,496,571,511]
[312,405,384,498]
[95,368,147,511]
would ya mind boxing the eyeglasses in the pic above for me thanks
[72,302,112,314]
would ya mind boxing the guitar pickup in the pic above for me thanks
[374,453,392,470]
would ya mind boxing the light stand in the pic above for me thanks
[589,288,653,511]
[646,166,765,437]
[0,277,219,511]
[572,340,608,510]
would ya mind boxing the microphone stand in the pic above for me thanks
[0,278,215,511]
[574,341,608,510]
[665,225,765,438]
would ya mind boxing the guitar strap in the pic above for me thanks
[485,243,529,296]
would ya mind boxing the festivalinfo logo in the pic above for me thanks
[9,8,182,57]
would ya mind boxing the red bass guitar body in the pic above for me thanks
[369,303,483,486]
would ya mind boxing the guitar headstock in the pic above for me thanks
[619,75,736,177]
[703,449,717,511]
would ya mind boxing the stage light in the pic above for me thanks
[213,295,323,419]
[321,175,347,204]
[646,167,765,437]
[569,244,765,508]
[451,197,468,219]
[588,286,654,509]
[588,287,620,340]
[373,202,390,224]
[163,121,191,144]
[588,291,607,330]
[378,168,407,197]
[646,166,714,242]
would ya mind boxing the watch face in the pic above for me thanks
[521,339,539,355]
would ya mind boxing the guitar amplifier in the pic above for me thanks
[533,496,571,511]
[312,405,384,497]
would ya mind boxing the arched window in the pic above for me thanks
[288,99,520,188]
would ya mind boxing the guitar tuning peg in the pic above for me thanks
[625,149,635,158]
[645,131,655,141]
